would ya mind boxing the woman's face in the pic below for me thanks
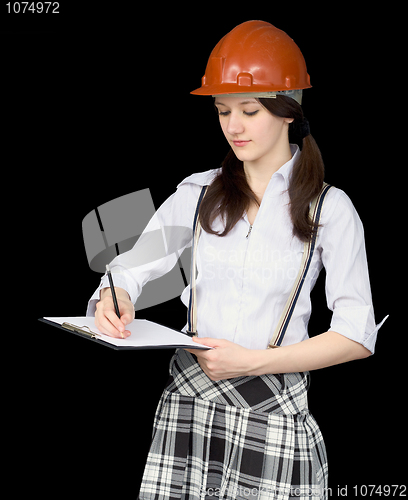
[214,96,293,165]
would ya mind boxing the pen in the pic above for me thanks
[106,264,123,338]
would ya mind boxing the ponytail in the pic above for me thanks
[288,133,325,241]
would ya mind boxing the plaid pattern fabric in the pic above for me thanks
[139,350,328,500]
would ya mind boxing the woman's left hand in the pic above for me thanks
[185,337,259,381]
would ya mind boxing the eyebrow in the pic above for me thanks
[214,100,259,106]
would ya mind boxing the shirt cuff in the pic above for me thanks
[329,306,388,355]
[85,271,141,317]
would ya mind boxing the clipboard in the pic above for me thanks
[38,317,211,351]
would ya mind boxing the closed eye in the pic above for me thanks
[215,110,259,117]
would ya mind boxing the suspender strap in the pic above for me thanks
[186,183,333,346]
[268,182,333,348]
[186,185,208,336]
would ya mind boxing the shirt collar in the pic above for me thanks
[178,144,300,190]
[271,143,300,187]
[177,168,220,188]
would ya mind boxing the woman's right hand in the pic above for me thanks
[95,287,135,338]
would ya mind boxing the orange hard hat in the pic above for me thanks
[191,20,311,100]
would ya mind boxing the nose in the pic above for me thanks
[226,111,245,136]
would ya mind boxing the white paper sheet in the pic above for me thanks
[43,316,211,349]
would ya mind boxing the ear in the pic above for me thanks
[284,117,295,124]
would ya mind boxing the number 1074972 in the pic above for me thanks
[6,2,60,14]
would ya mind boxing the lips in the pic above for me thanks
[232,140,251,147]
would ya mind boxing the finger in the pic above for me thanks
[192,337,220,348]
[96,298,122,335]
[118,309,133,337]
[97,311,129,338]
[120,311,134,326]
[105,309,125,331]
[106,310,132,338]
[95,314,121,337]
[184,348,212,360]
[183,348,207,357]
[184,348,203,355]
[96,315,123,338]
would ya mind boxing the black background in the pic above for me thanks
[3,4,399,499]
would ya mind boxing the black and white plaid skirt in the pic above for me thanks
[139,349,328,500]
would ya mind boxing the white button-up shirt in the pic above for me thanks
[88,145,385,353]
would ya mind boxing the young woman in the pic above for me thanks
[88,21,386,500]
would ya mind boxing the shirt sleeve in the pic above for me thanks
[86,181,203,316]
[319,188,386,354]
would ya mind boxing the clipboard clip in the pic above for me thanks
[185,330,198,338]
[62,322,101,339]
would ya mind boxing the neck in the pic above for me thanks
[244,142,293,193]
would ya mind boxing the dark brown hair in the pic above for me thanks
[199,95,325,242]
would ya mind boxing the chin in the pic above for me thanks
[232,149,259,163]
